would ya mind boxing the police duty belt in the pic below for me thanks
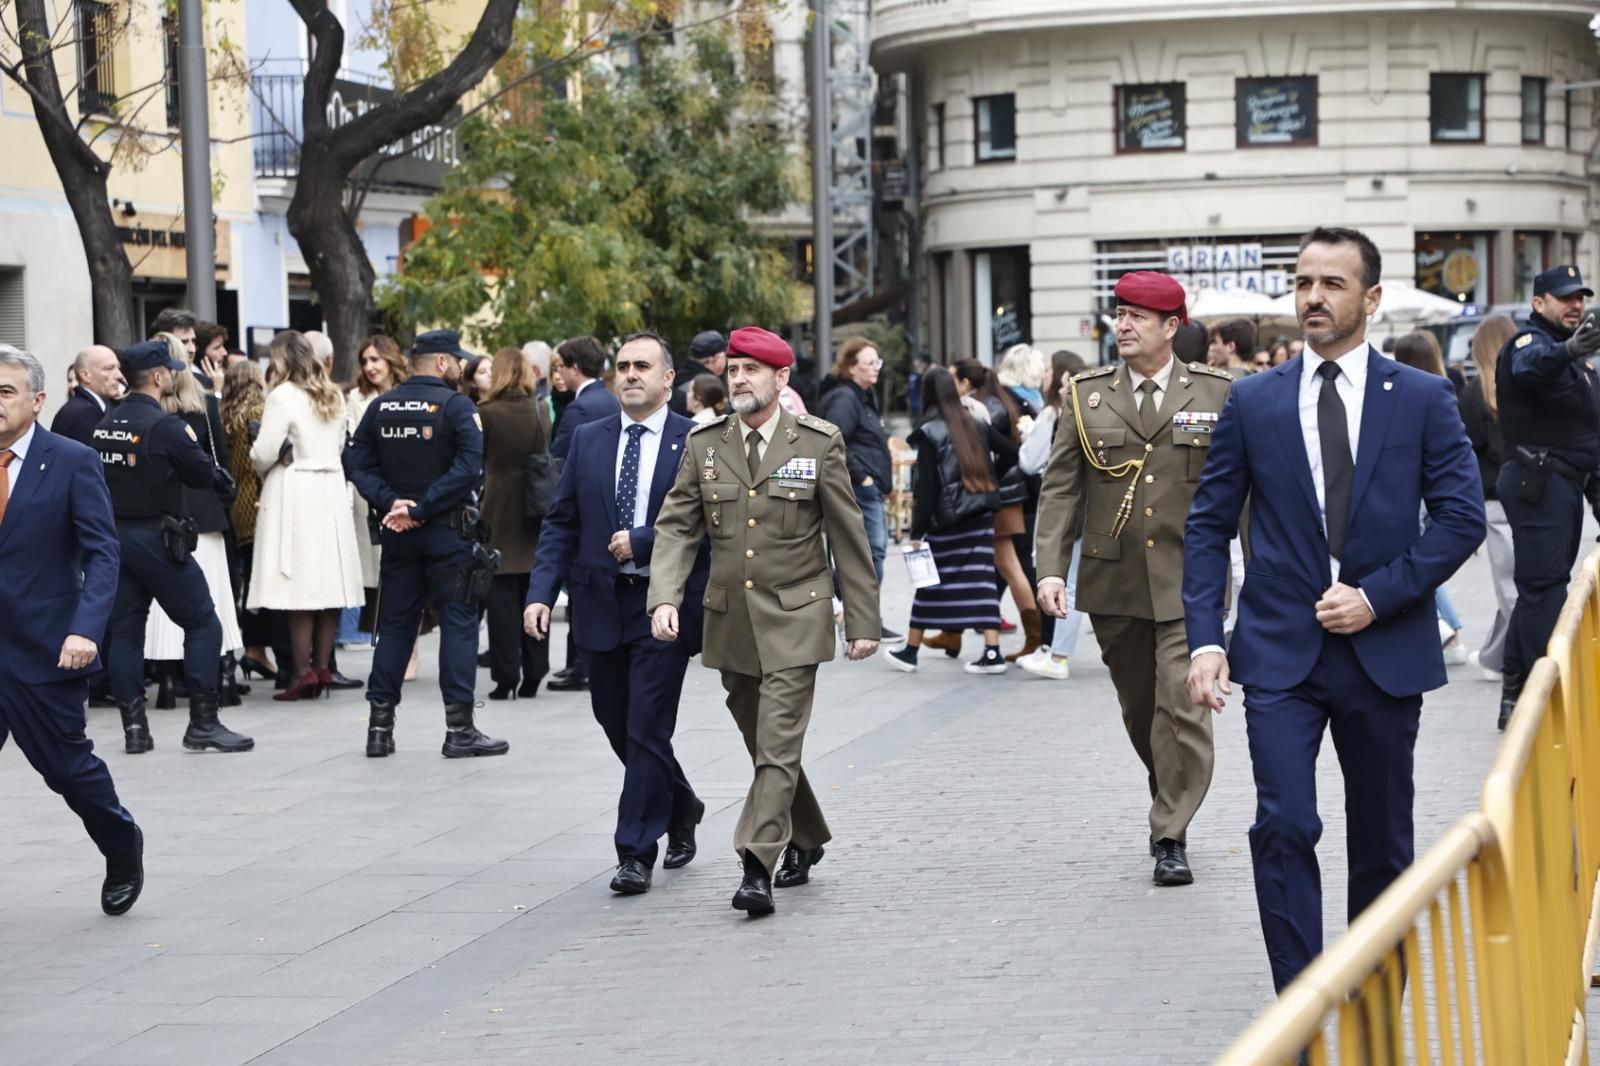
[1069,377,1143,539]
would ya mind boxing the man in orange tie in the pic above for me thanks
[0,344,143,915]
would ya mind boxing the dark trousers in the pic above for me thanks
[368,524,476,706]
[236,540,275,649]
[586,581,697,866]
[486,572,549,689]
[108,528,220,704]
[0,662,138,858]
[1497,464,1585,680]
[1243,634,1422,993]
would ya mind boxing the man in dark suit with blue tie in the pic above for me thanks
[0,345,143,916]
[1183,227,1485,993]
[545,335,623,693]
[525,331,709,895]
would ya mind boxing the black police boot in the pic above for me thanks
[154,664,177,710]
[441,703,509,758]
[118,699,155,754]
[366,701,397,758]
[219,654,243,707]
[1498,673,1525,732]
[182,691,255,753]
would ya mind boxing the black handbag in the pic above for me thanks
[524,452,559,520]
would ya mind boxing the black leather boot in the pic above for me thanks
[441,703,508,758]
[155,665,177,710]
[219,654,243,707]
[1498,672,1525,732]
[182,691,255,752]
[731,851,775,915]
[366,701,397,758]
[118,699,154,754]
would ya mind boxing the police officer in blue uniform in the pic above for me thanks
[94,341,254,754]
[345,329,508,759]
[1495,264,1600,729]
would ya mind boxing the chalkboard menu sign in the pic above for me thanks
[1236,77,1318,147]
[1117,83,1186,152]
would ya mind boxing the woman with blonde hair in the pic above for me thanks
[1459,314,1521,679]
[220,359,276,682]
[144,332,246,707]
[479,346,551,699]
[249,330,364,700]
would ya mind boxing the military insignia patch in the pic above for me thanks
[472,413,482,430]
[1087,392,1101,409]
[184,424,198,441]
[1516,334,1533,349]
[423,426,434,440]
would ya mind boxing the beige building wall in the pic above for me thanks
[874,6,1598,362]
[0,0,255,402]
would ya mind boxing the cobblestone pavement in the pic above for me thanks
[0,534,1579,1065]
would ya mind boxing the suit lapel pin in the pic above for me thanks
[1087,391,1101,409]
[1383,381,1393,391]
[1179,377,1189,385]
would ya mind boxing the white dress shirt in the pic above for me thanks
[85,387,108,413]
[1128,356,1176,411]
[575,377,599,399]
[1300,344,1368,584]
[3,421,37,495]
[614,404,671,574]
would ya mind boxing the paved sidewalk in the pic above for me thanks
[0,536,1554,1064]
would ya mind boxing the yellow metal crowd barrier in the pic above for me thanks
[1216,551,1600,1065]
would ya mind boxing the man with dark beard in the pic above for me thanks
[647,326,880,916]
[1493,265,1600,729]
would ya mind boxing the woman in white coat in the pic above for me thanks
[249,331,364,700]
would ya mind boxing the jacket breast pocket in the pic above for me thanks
[1082,531,1123,561]
[1088,427,1127,481]
[775,572,830,611]
[701,482,730,537]
[703,582,727,613]
[1171,428,1212,480]
[767,479,817,538]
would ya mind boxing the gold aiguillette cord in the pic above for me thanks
[1068,378,1143,539]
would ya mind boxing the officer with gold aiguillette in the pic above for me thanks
[1034,272,1232,887]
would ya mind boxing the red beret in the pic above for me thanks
[1114,271,1188,324]
[726,326,794,369]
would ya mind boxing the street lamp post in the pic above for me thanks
[178,0,216,320]
[809,0,832,378]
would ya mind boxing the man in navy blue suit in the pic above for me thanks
[525,331,709,895]
[49,345,122,447]
[0,345,143,916]
[1183,227,1485,993]
[545,335,622,694]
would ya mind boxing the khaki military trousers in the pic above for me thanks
[1090,614,1215,844]
[720,666,832,876]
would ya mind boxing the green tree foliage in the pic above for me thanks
[380,29,799,352]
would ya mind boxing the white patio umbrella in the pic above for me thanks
[1265,282,1466,327]
[1186,288,1284,321]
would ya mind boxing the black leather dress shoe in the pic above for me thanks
[1498,673,1524,732]
[774,844,825,888]
[325,670,364,690]
[663,797,705,869]
[1152,839,1194,887]
[731,852,774,915]
[101,826,144,916]
[610,856,652,895]
[546,672,588,692]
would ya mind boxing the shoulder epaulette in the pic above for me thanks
[688,414,729,433]
[1514,333,1534,349]
[795,413,839,435]
[1071,366,1116,383]
[1185,362,1233,380]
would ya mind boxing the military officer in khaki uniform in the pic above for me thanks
[648,326,880,916]
[1035,271,1232,887]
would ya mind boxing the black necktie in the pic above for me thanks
[1137,379,1163,438]
[616,423,646,531]
[1316,361,1353,560]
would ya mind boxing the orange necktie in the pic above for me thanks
[0,449,13,528]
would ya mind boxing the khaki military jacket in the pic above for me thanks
[1034,360,1232,622]
[647,408,880,675]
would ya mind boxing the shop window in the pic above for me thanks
[973,247,1030,365]
[974,94,1016,163]
[1430,74,1484,143]
[933,102,946,171]
[1521,78,1546,145]
[1565,90,1575,151]
[1415,232,1491,306]
[1236,77,1317,148]
[0,268,24,349]
[1117,83,1186,152]
[1513,232,1550,304]
[163,15,181,129]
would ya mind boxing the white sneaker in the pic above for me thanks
[1442,637,1470,666]
[1466,649,1501,682]
[1020,653,1070,681]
